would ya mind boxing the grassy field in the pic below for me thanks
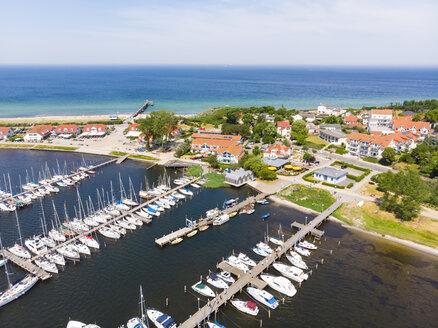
[34,145,78,151]
[393,162,420,172]
[277,184,335,212]
[109,151,128,156]
[359,182,384,198]
[187,165,202,177]
[305,135,328,145]
[333,201,438,248]
[129,154,159,161]
[0,144,34,148]
[203,173,229,188]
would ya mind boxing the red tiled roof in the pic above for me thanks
[265,144,291,154]
[393,116,431,133]
[129,123,141,131]
[55,124,79,133]
[0,127,12,135]
[371,109,393,116]
[27,125,52,136]
[344,116,358,123]
[84,124,107,132]
[191,132,241,141]
[347,131,418,148]
[217,143,244,157]
[347,122,364,128]
[277,121,290,129]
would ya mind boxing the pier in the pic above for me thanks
[179,200,343,328]
[3,250,51,280]
[116,154,130,164]
[125,100,154,122]
[154,193,267,247]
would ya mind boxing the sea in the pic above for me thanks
[0,66,438,117]
[0,149,436,328]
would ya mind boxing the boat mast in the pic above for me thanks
[14,210,24,247]
[0,236,12,287]
[139,285,149,327]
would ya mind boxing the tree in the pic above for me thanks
[226,111,238,124]
[175,139,191,157]
[239,124,251,138]
[412,113,422,122]
[291,120,308,145]
[380,148,396,166]
[303,152,312,162]
[321,115,342,124]
[242,113,253,125]
[424,109,438,124]
[138,110,178,149]
[206,155,220,169]
[258,167,277,180]
[252,146,261,156]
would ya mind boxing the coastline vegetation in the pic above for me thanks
[129,154,159,161]
[33,145,78,151]
[109,151,128,156]
[187,165,202,177]
[0,144,33,148]
[203,173,229,188]
[277,184,335,212]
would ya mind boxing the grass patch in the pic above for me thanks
[363,156,380,164]
[34,145,78,151]
[305,135,328,145]
[303,141,325,150]
[393,162,420,172]
[327,144,348,155]
[277,184,335,212]
[187,165,202,177]
[110,151,128,156]
[203,173,229,188]
[333,201,438,248]
[0,144,34,148]
[129,154,159,161]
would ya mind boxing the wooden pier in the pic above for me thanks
[178,200,343,328]
[125,100,154,122]
[116,154,130,164]
[154,193,267,247]
[3,250,51,280]
[291,221,325,239]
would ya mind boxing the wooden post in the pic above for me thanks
[321,258,324,264]
[268,310,271,318]
[260,319,263,327]
[316,263,318,270]
[166,298,169,307]
[184,285,187,293]
[330,249,333,255]
[338,240,341,247]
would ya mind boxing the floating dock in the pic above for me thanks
[3,250,51,280]
[178,200,343,328]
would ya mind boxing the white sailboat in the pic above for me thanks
[79,234,100,249]
[126,285,149,328]
[45,252,65,266]
[34,258,58,274]
[8,211,31,259]
[256,242,273,254]
[294,246,311,257]
[57,245,80,261]
[66,321,101,328]
[98,226,120,239]
[286,251,308,270]
[298,240,317,250]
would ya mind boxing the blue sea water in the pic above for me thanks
[0,66,437,117]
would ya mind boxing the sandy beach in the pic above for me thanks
[0,114,133,125]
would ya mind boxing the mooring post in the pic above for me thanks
[184,285,187,293]
[166,297,169,307]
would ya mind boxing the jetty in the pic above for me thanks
[116,154,130,164]
[3,250,51,280]
[154,193,267,247]
[125,100,154,122]
[291,221,325,239]
[179,200,343,328]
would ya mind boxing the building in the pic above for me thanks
[300,111,316,122]
[190,132,241,143]
[191,134,244,164]
[23,125,52,142]
[319,124,342,131]
[347,122,365,129]
[367,109,393,133]
[357,110,370,125]
[81,124,107,137]
[276,121,291,138]
[224,168,254,187]
[54,124,81,138]
[306,122,319,134]
[317,104,345,116]
[0,127,14,140]
[292,113,303,121]
[126,123,142,138]
[392,116,431,138]
[313,167,347,184]
[263,157,289,169]
[216,143,244,164]
[319,129,347,145]
[344,115,358,123]
[261,113,275,123]
[346,131,419,158]
[263,144,291,159]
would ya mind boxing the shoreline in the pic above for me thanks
[269,195,438,257]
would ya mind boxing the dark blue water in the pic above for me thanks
[0,150,437,328]
[1,66,437,117]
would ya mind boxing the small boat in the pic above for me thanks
[98,227,121,240]
[171,192,185,200]
[25,237,48,255]
[256,199,269,205]
[206,274,229,289]
[206,322,226,328]
[199,225,209,232]
[49,229,66,242]
[246,209,255,215]
[57,245,81,261]
[237,253,256,267]
[225,255,249,273]
[190,183,200,188]
[179,188,193,196]
[147,308,177,328]
[0,258,7,268]
[173,179,184,185]
[261,213,270,220]
[256,242,273,254]
[34,258,58,274]
[260,274,297,297]
[187,230,198,238]
[273,262,308,283]
[286,253,308,270]
[294,246,311,257]
[45,252,65,266]
[71,242,91,256]
[246,286,279,310]
[252,247,268,257]
[126,285,148,328]
[206,208,220,218]
[298,240,317,250]
[223,199,237,209]
[9,243,31,259]
[79,235,100,249]
[87,170,96,174]
[230,299,259,316]
[191,281,215,297]
[109,224,126,236]
[66,321,101,328]
[217,271,235,284]
[171,237,183,245]
[228,211,238,218]
[269,237,283,246]
[213,214,230,226]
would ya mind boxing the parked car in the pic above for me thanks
[341,165,347,169]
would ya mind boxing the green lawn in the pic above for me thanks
[110,151,128,156]
[129,154,159,161]
[277,184,335,212]
[187,165,202,177]
[203,173,229,188]
[305,135,328,145]
[0,144,33,148]
[34,145,78,151]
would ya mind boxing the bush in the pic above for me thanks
[258,168,277,180]
[322,182,345,189]
[347,183,354,188]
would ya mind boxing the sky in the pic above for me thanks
[0,0,437,66]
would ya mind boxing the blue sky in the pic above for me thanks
[0,0,437,65]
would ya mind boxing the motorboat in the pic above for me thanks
[206,322,226,328]
[286,252,308,270]
[256,242,273,254]
[206,274,229,289]
[187,230,198,238]
[246,286,279,310]
[66,321,101,328]
[294,246,311,257]
[45,252,65,266]
[191,281,215,297]
[261,213,270,220]
[230,299,259,316]
[173,179,184,185]
[8,243,31,259]
[25,236,48,255]
[147,308,177,328]
[225,255,249,273]
[238,253,257,267]
[109,224,126,236]
[190,183,200,188]
[206,208,220,218]
[256,199,269,205]
[79,235,100,249]
[269,237,284,246]
[71,242,91,255]
[298,240,317,250]
[273,262,308,283]
[98,227,120,239]
[246,208,255,215]
[34,258,58,274]
[0,274,39,308]
[217,271,235,284]
[229,211,237,218]
[49,229,66,242]
[260,274,297,297]
[57,245,81,261]
[40,235,56,248]
[252,247,269,257]
[213,214,230,226]
[171,237,183,245]
[179,188,193,196]
[223,199,237,209]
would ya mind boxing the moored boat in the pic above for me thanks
[260,274,297,297]
[246,286,279,310]
[206,274,229,289]
[230,299,259,316]
[147,308,177,328]
[273,262,308,283]
[298,240,317,250]
[217,271,235,284]
[191,281,215,297]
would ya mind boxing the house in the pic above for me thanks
[191,134,244,164]
[190,132,242,143]
[317,104,345,116]
[263,144,291,159]
[292,113,303,121]
[306,123,319,134]
[367,109,393,133]
[54,124,81,138]
[319,129,347,145]
[216,143,244,164]
[0,127,14,140]
[224,168,254,187]
[170,126,181,139]
[392,116,431,138]
[300,111,316,122]
[277,121,291,138]
[313,167,347,185]
[23,125,52,142]
[347,122,365,129]
[344,115,358,123]
[346,131,419,158]
[81,124,107,137]
[357,110,370,125]
[263,157,289,169]
[261,113,275,123]
[126,123,142,137]
[320,124,342,131]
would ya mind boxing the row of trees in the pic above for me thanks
[238,152,277,180]
[398,139,438,178]
[362,99,438,113]
[137,110,178,149]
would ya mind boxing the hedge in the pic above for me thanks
[347,182,354,188]
[322,181,345,189]
[332,160,371,182]
[303,171,315,182]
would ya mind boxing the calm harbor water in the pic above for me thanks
[0,149,437,328]
[1,66,438,117]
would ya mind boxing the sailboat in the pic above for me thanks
[126,285,149,328]
[8,211,31,259]
[66,321,101,328]
[0,236,39,308]
[147,308,177,328]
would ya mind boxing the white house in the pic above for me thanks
[314,167,347,185]
[263,144,291,159]
[292,113,303,121]
[126,123,142,137]
[0,127,14,140]
[54,124,81,138]
[367,109,393,132]
[24,125,52,142]
[317,104,345,117]
[276,121,291,138]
